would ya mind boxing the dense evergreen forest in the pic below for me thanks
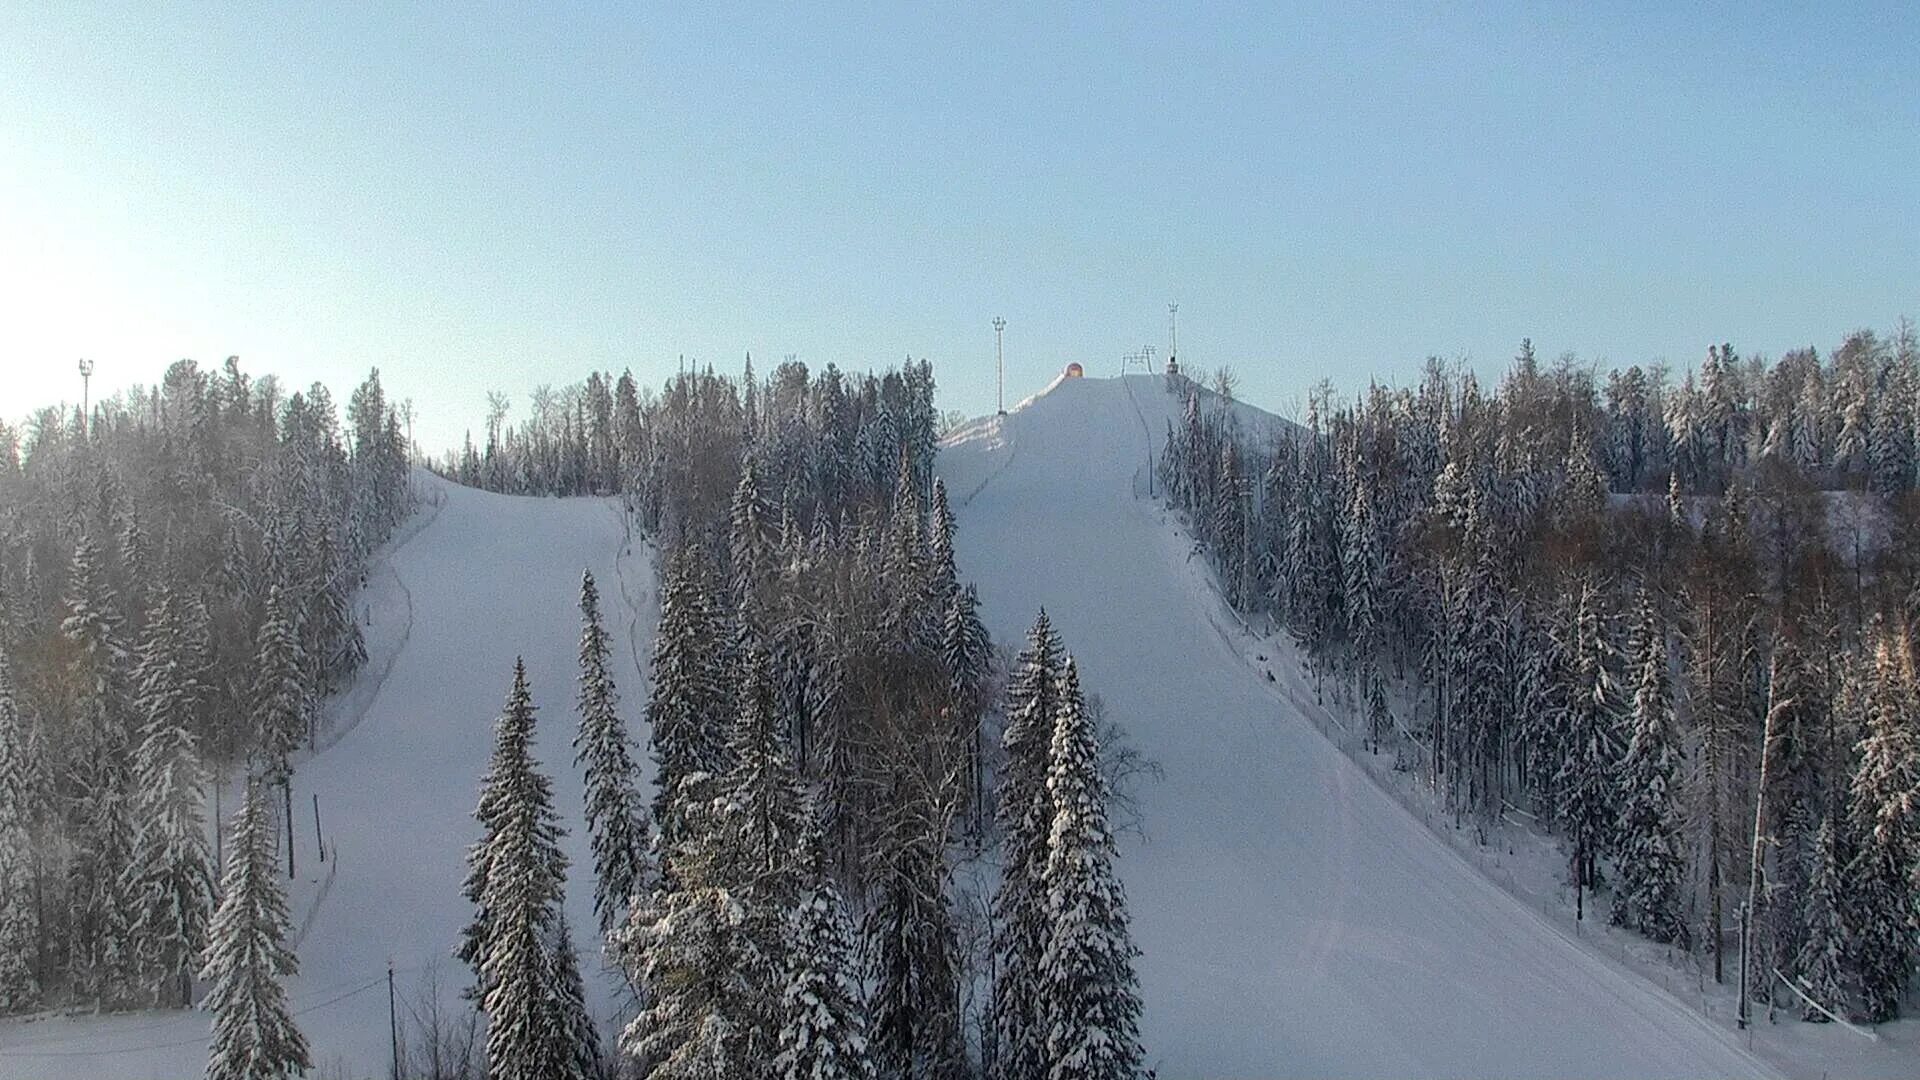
[7,326,1914,1074]
[0,354,1148,1080]
[0,358,412,1029]
[442,357,1144,1078]
[1162,325,1920,1025]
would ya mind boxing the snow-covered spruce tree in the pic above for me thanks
[551,910,608,1080]
[1213,441,1249,611]
[1843,630,1920,1022]
[928,477,959,607]
[882,453,931,651]
[993,610,1065,1080]
[730,461,771,611]
[62,532,141,1006]
[647,549,730,856]
[865,802,967,1080]
[774,800,870,1080]
[0,651,40,1014]
[618,779,767,1078]
[470,660,584,1079]
[202,778,310,1080]
[943,584,993,837]
[1793,811,1851,1022]
[252,583,307,781]
[1554,577,1622,919]
[575,569,652,941]
[1038,658,1144,1080]
[127,586,216,1008]
[1609,587,1689,947]
[728,642,806,900]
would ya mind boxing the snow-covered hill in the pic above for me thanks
[2,374,1850,1078]
[938,374,1776,1078]
[0,476,653,1079]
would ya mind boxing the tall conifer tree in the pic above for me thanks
[575,570,651,940]
[202,779,310,1080]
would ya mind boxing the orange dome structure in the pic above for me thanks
[1064,362,1084,378]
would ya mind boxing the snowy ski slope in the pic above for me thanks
[0,478,653,1079]
[0,374,1830,1078]
[938,373,1777,1079]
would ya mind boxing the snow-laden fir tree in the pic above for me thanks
[1843,630,1920,1022]
[993,610,1065,1080]
[62,532,141,1006]
[0,651,40,1013]
[252,584,307,780]
[575,570,652,940]
[550,910,608,1080]
[927,477,959,607]
[728,642,806,902]
[730,462,770,611]
[201,778,310,1080]
[618,780,767,1079]
[648,549,730,855]
[865,797,967,1080]
[774,799,870,1080]
[1609,588,1689,947]
[127,585,216,1008]
[1213,441,1249,611]
[1555,577,1622,919]
[1037,658,1144,1080]
[1793,811,1851,1022]
[943,584,993,837]
[468,660,587,1079]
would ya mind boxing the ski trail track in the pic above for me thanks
[938,374,1778,1080]
[0,473,656,1079]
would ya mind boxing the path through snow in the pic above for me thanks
[938,374,1777,1079]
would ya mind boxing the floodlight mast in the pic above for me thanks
[78,358,94,437]
[993,316,1007,416]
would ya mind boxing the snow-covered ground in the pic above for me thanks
[939,373,1780,1079]
[7,373,1910,1078]
[0,475,652,1079]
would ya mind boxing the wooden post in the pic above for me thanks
[284,777,296,878]
[313,792,326,863]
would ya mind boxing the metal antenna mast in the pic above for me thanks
[1169,302,1178,360]
[77,358,94,437]
[993,316,1007,415]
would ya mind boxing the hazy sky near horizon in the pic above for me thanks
[3,3,1915,451]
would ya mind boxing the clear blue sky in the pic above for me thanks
[3,3,1914,450]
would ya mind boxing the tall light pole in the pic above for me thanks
[77,359,94,437]
[993,316,1007,416]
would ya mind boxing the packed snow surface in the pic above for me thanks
[0,478,651,1079]
[939,374,1777,1079]
[1,374,1805,1078]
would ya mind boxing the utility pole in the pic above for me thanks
[993,316,1007,415]
[313,792,326,862]
[1740,665,1788,1030]
[77,358,94,437]
[388,961,400,1079]
[284,777,296,878]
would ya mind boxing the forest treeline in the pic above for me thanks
[1162,325,1920,1025]
[0,357,413,1025]
[0,353,1151,1080]
[448,357,1145,1079]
